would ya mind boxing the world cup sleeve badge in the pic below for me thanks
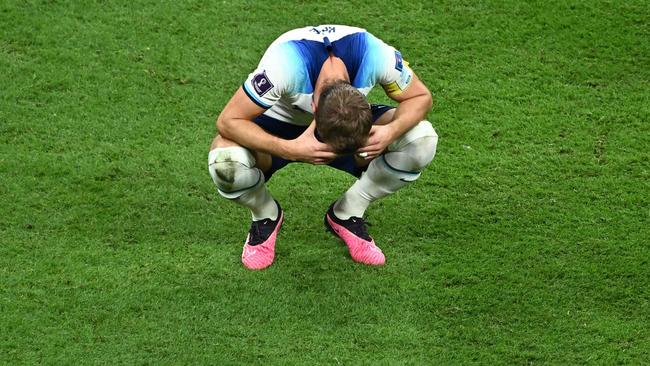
[252,71,274,97]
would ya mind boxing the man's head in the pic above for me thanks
[314,80,373,155]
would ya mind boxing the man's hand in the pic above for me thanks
[356,73,433,162]
[357,124,397,160]
[283,121,338,164]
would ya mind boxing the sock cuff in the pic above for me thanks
[208,146,256,168]
[217,169,264,199]
[388,120,437,152]
[377,155,422,182]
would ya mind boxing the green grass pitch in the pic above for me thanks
[1,1,649,364]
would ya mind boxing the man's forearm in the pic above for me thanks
[218,118,292,159]
[388,94,433,140]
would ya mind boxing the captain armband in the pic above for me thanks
[381,52,414,97]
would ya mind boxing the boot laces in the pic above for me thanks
[248,219,276,246]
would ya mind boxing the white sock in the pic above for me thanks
[236,179,278,221]
[209,147,278,221]
[334,121,438,219]
[333,156,414,219]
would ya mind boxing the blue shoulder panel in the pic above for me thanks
[288,40,329,94]
[329,32,368,86]
[287,31,370,93]
[354,33,387,89]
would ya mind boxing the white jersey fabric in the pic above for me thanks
[242,25,415,126]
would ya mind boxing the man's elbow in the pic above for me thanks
[422,89,433,112]
[216,114,234,139]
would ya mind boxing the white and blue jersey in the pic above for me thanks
[242,25,415,125]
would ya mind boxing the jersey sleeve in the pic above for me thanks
[367,34,415,98]
[242,47,290,109]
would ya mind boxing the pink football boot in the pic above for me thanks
[241,201,284,270]
[324,203,385,266]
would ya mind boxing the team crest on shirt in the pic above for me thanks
[252,70,274,97]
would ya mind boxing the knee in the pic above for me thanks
[386,121,438,171]
[208,146,262,199]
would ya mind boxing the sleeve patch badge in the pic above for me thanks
[396,67,413,90]
[394,51,404,72]
[252,70,274,97]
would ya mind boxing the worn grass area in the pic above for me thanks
[1,0,649,364]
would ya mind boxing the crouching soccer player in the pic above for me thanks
[208,25,438,269]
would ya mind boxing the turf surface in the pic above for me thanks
[1,0,649,364]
